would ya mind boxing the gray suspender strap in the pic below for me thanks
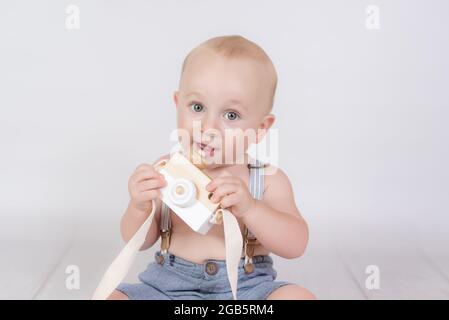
[243,159,265,273]
[161,201,170,231]
[160,201,171,254]
[247,159,265,237]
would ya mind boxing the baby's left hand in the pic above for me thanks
[206,176,256,218]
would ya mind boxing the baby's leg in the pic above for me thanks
[266,284,316,300]
[106,289,129,300]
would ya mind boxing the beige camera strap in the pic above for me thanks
[91,201,241,300]
[91,199,158,300]
[92,157,243,300]
[91,158,168,300]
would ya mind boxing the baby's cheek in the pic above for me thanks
[177,109,191,127]
[175,120,194,149]
[224,134,250,158]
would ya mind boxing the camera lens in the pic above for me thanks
[169,178,197,207]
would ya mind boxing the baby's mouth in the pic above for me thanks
[193,142,216,158]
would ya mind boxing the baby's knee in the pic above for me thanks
[106,289,129,300]
[267,284,316,300]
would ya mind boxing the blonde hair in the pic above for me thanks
[181,35,278,111]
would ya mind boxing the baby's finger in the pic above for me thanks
[134,163,154,172]
[135,189,160,202]
[220,193,239,209]
[131,169,164,184]
[206,176,238,192]
[209,184,237,203]
[138,178,166,192]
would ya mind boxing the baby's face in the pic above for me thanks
[174,49,275,167]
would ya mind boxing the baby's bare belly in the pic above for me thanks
[167,215,270,264]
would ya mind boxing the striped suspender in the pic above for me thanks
[247,159,265,236]
[160,201,171,254]
[159,159,266,271]
[243,159,265,273]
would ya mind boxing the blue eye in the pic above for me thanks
[191,103,204,113]
[224,111,239,121]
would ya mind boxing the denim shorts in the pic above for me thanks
[116,251,290,300]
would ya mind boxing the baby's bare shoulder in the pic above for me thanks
[263,164,301,216]
[264,164,292,190]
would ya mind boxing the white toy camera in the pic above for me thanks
[157,151,223,234]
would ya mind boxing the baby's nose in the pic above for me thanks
[202,129,217,141]
[201,116,220,134]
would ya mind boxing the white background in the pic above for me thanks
[0,0,448,299]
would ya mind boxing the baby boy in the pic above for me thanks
[108,35,315,300]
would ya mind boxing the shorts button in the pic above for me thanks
[244,262,254,274]
[205,262,218,275]
[155,254,165,265]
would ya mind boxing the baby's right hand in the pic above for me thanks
[128,163,167,214]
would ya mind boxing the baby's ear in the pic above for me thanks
[257,114,275,143]
[173,91,180,108]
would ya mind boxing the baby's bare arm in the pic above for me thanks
[120,198,162,251]
[241,166,309,259]
[120,157,168,251]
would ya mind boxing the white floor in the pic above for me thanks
[2,216,448,300]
